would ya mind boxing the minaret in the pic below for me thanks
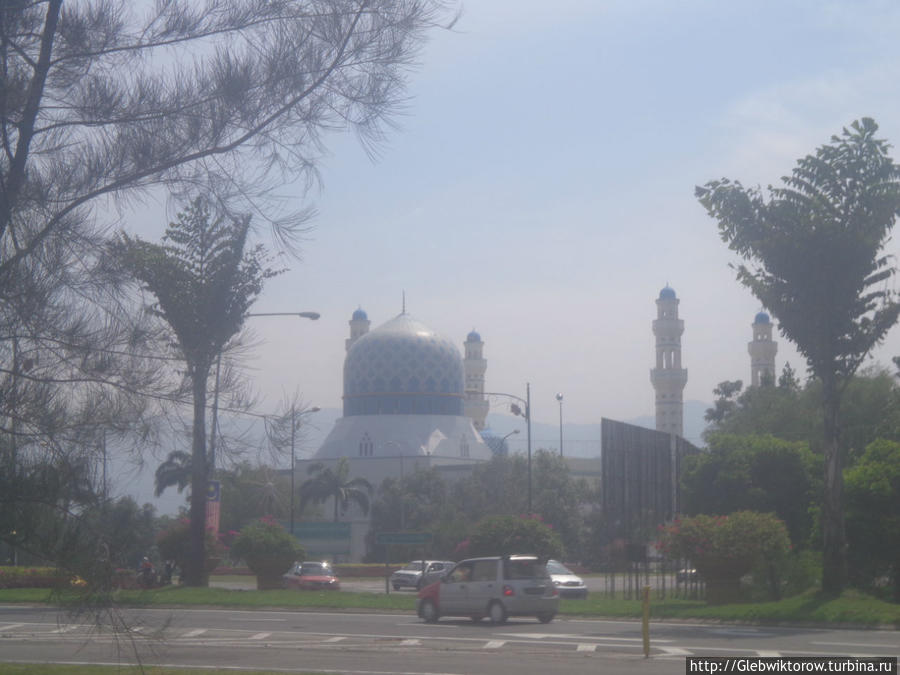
[346,307,370,352]
[464,329,489,431]
[650,286,688,436]
[748,311,778,387]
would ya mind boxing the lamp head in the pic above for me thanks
[555,393,563,402]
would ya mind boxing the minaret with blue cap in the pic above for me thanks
[749,311,778,387]
[346,307,370,352]
[464,329,489,431]
[650,285,688,436]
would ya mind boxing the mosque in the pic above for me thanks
[295,288,778,561]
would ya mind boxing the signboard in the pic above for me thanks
[286,522,352,555]
[376,532,433,546]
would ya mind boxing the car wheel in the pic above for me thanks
[488,601,507,625]
[420,599,440,624]
[537,612,556,624]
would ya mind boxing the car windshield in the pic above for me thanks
[402,562,425,571]
[546,560,572,575]
[300,563,331,576]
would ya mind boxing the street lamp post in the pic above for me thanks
[499,429,519,456]
[209,311,320,473]
[556,393,564,457]
[290,405,320,536]
[486,383,533,513]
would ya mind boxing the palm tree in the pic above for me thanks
[299,459,372,522]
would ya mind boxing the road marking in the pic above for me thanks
[400,639,421,646]
[497,632,669,643]
[182,629,206,638]
[811,641,900,650]
[128,626,145,633]
[229,617,286,622]
[248,632,271,640]
[323,636,346,643]
[576,644,596,652]
[50,625,78,634]
[0,624,24,632]
[658,646,692,656]
[484,640,506,649]
[757,651,781,657]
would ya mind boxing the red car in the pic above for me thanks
[282,561,341,591]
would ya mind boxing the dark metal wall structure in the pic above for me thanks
[600,418,699,543]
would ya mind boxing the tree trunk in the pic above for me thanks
[821,375,847,594]
[185,361,211,587]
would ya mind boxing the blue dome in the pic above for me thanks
[351,308,368,321]
[659,286,676,300]
[343,314,465,416]
[754,311,771,324]
[466,329,481,342]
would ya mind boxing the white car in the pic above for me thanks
[547,560,588,599]
[390,560,455,590]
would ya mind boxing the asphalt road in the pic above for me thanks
[0,604,896,675]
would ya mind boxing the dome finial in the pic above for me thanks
[402,290,406,315]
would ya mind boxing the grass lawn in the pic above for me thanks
[1,583,897,627]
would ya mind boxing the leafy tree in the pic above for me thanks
[115,198,282,586]
[704,380,744,425]
[531,451,591,559]
[299,458,372,522]
[230,516,303,589]
[844,439,900,599]
[464,515,563,560]
[697,118,900,591]
[682,434,821,546]
[1,0,452,585]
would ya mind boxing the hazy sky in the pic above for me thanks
[128,0,900,450]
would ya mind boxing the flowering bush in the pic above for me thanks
[230,516,304,589]
[0,566,67,589]
[658,511,791,603]
[465,514,563,560]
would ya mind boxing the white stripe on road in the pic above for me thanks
[182,629,207,638]
[323,636,346,643]
[757,651,781,657]
[51,625,79,634]
[248,632,271,640]
[658,646,692,656]
[484,640,506,649]
[576,644,596,652]
[400,639,421,646]
[0,624,24,632]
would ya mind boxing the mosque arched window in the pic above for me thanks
[359,433,374,457]
[460,437,470,458]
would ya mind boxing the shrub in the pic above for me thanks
[465,514,563,560]
[156,518,225,574]
[230,516,304,589]
[658,511,791,604]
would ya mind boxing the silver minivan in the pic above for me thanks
[417,555,559,624]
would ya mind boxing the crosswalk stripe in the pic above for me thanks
[0,624,24,632]
[577,644,596,652]
[182,629,207,638]
[400,639,421,646]
[51,625,78,634]
[757,651,781,657]
[249,632,271,640]
[484,640,506,649]
[323,637,346,643]
[659,646,692,656]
